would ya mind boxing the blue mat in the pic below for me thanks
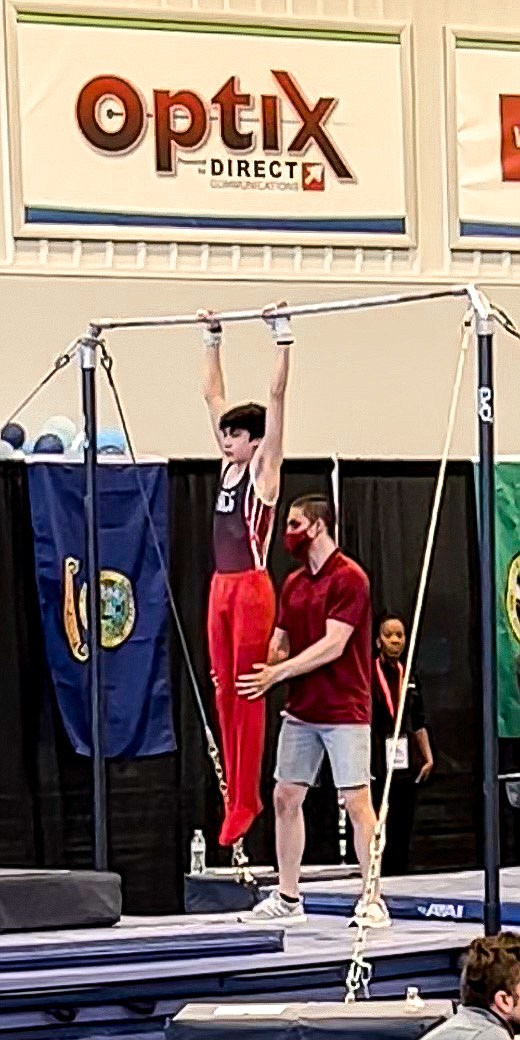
[301,890,520,924]
[0,927,285,972]
[186,867,520,924]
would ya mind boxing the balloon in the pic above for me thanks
[39,416,76,450]
[0,439,14,459]
[33,433,65,455]
[98,428,128,456]
[1,422,25,450]
[68,431,85,456]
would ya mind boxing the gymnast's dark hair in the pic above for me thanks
[461,933,520,1008]
[219,402,266,440]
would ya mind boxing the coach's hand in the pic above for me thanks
[237,663,283,700]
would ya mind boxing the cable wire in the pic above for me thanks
[97,344,229,808]
[2,338,82,427]
[491,304,520,344]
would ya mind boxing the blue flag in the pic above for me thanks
[28,461,175,758]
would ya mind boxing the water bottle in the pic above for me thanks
[405,986,425,1011]
[190,829,206,874]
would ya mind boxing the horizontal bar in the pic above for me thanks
[92,285,473,333]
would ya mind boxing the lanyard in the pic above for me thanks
[376,657,403,719]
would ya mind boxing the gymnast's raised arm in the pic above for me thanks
[200,310,226,451]
[251,303,293,505]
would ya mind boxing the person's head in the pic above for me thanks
[219,403,266,465]
[284,494,335,561]
[376,613,407,662]
[461,933,520,1025]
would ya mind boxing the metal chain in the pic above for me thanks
[345,826,385,1001]
[231,838,256,885]
[338,797,348,863]
[205,724,229,803]
[344,314,473,1002]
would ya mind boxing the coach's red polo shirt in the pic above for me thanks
[277,550,371,725]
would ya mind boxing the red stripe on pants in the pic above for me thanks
[208,569,276,846]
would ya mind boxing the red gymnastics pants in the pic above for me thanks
[208,569,276,846]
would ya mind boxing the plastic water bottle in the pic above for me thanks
[190,829,206,874]
[405,986,425,1011]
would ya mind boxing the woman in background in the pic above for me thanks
[371,613,434,875]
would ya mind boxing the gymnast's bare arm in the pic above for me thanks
[252,303,293,505]
[200,310,226,450]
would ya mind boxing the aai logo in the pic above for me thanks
[417,903,465,919]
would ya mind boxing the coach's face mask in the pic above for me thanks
[284,524,315,561]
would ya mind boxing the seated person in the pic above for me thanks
[426,933,520,1038]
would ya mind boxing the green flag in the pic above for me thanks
[496,462,520,737]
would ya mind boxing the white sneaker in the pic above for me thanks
[240,890,307,925]
[353,896,391,929]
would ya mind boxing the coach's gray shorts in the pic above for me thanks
[275,717,371,789]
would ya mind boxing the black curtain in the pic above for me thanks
[340,460,482,871]
[0,461,41,865]
[2,454,518,910]
[0,460,181,913]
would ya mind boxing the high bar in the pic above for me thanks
[91,284,477,334]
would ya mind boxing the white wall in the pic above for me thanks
[2,274,519,458]
[2,0,520,457]
[4,0,520,284]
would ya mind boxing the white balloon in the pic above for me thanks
[39,415,77,450]
[69,431,85,455]
[0,439,14,458]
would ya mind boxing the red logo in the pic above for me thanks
[302,162,325,190]
[500,95,520,181]
[76,74,354,181]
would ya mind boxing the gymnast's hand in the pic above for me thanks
[237,663,283,700]
[261,300,293,346]
[197,308,222,335]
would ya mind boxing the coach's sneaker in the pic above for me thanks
[240,890,306,925]
[353,896,391,929]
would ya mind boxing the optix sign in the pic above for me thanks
[76,73,353,181]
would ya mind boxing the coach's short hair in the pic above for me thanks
[290,494,334,535]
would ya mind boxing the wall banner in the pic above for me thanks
[9,10,415,245]
[449,32,520,249]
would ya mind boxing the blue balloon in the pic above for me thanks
[33,433,65,455]
[97,428,127,456]
[1,422,25,450]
